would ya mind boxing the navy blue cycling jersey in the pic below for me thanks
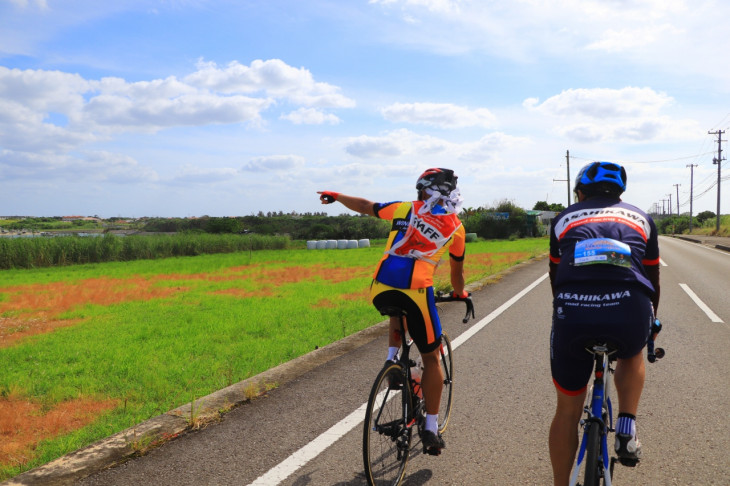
[549,197,660,295]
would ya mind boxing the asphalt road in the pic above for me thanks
[20,236,730,485]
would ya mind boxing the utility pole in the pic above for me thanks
[566,150,571,206]
[553,150,571,207]
[687,164,698,231]
[674,184,681,216]
[667,193,672,216]
[709,130,725,232]
[661,199,667,215]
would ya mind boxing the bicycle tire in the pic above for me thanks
[437,332,454,433]
[583,421,602,486]
[363,362,411,486]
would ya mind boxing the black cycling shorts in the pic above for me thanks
[550,282,653,395]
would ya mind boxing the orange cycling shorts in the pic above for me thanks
[370,279,442,354]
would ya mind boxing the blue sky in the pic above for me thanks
[1,0,729,218]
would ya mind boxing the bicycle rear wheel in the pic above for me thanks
[363,362,411,486]
[437,332,454,433]
[582,421,602,486]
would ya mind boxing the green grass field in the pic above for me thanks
[0,238,547,479]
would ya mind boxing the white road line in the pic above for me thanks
[659,258,668,266]
[679,283,724,323]
[247,272,549,486]
[664,236,730,257]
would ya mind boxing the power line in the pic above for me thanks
[569,151,715,164]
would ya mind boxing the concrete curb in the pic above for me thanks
[674,235,702,244]
[670,234,730,253]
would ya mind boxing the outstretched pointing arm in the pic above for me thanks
[318,191,376,216]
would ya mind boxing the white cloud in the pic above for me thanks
[586,24,683,53]
[557,117,700,144]
[527,87,673,118]
[381,102,496,128]
[7,0,48,9]
[369,0,461,14]
[0,59,352,184]
[185,59,356,108]
[344,128,527,164]
[242,155,306,172]
[367,0,730,86]
[281,108,341,125]
[523,87,701,144]
[345,129,450,158]
[0,149,157,183]
[460,132,531,162]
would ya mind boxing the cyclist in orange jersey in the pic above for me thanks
[318,168,467,454]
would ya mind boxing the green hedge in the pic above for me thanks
[0,233,290,270]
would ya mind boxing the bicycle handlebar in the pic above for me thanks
[647,318,665,363]
[435,291,476,324]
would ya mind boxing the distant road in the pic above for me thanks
[74,236,729,485]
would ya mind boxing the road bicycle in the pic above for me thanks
[362,291,475,486]
[570,319,665,486]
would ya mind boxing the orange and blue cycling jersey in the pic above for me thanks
[372,200,465,289]
[549,198,659,296]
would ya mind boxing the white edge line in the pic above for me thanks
[679,283,724,323]
[247,272,549,485]
[664,235,730,257]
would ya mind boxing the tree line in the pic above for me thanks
[141,200,550,241]
[3,199,561,242]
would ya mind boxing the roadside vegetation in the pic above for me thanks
[0,233,289,270]
[0,237,547,480]
[655,212,730,236]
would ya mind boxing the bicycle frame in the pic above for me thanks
[570,344,616,486]
[570,319,664,486]
[363,292,469,485]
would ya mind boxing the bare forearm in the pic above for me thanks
[450,259,465,295]
[318,191,375,216]
[336,194,376,216]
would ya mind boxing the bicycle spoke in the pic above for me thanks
[438,332,454,433]
[363,363,411,486]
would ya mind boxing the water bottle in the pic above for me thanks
[410,355,423,399]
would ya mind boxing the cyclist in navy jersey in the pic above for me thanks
[547,162,660,486]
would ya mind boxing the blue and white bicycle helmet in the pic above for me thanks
[574,161,627,195]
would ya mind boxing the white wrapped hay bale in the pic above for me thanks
[347,240,358,249]
[306,241,317,250]
[358,239,371,248]
[316,240,327,249]
[326,240,337,249]
[337,239,348,249]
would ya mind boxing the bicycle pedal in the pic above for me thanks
[618,457,639,467]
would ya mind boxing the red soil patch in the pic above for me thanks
[0,276,179,348]
[0,395,117,467]
[0,264,372,348]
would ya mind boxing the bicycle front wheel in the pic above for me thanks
[582,421,602,486]
[437,332,454,433]
[363,362,411,486]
